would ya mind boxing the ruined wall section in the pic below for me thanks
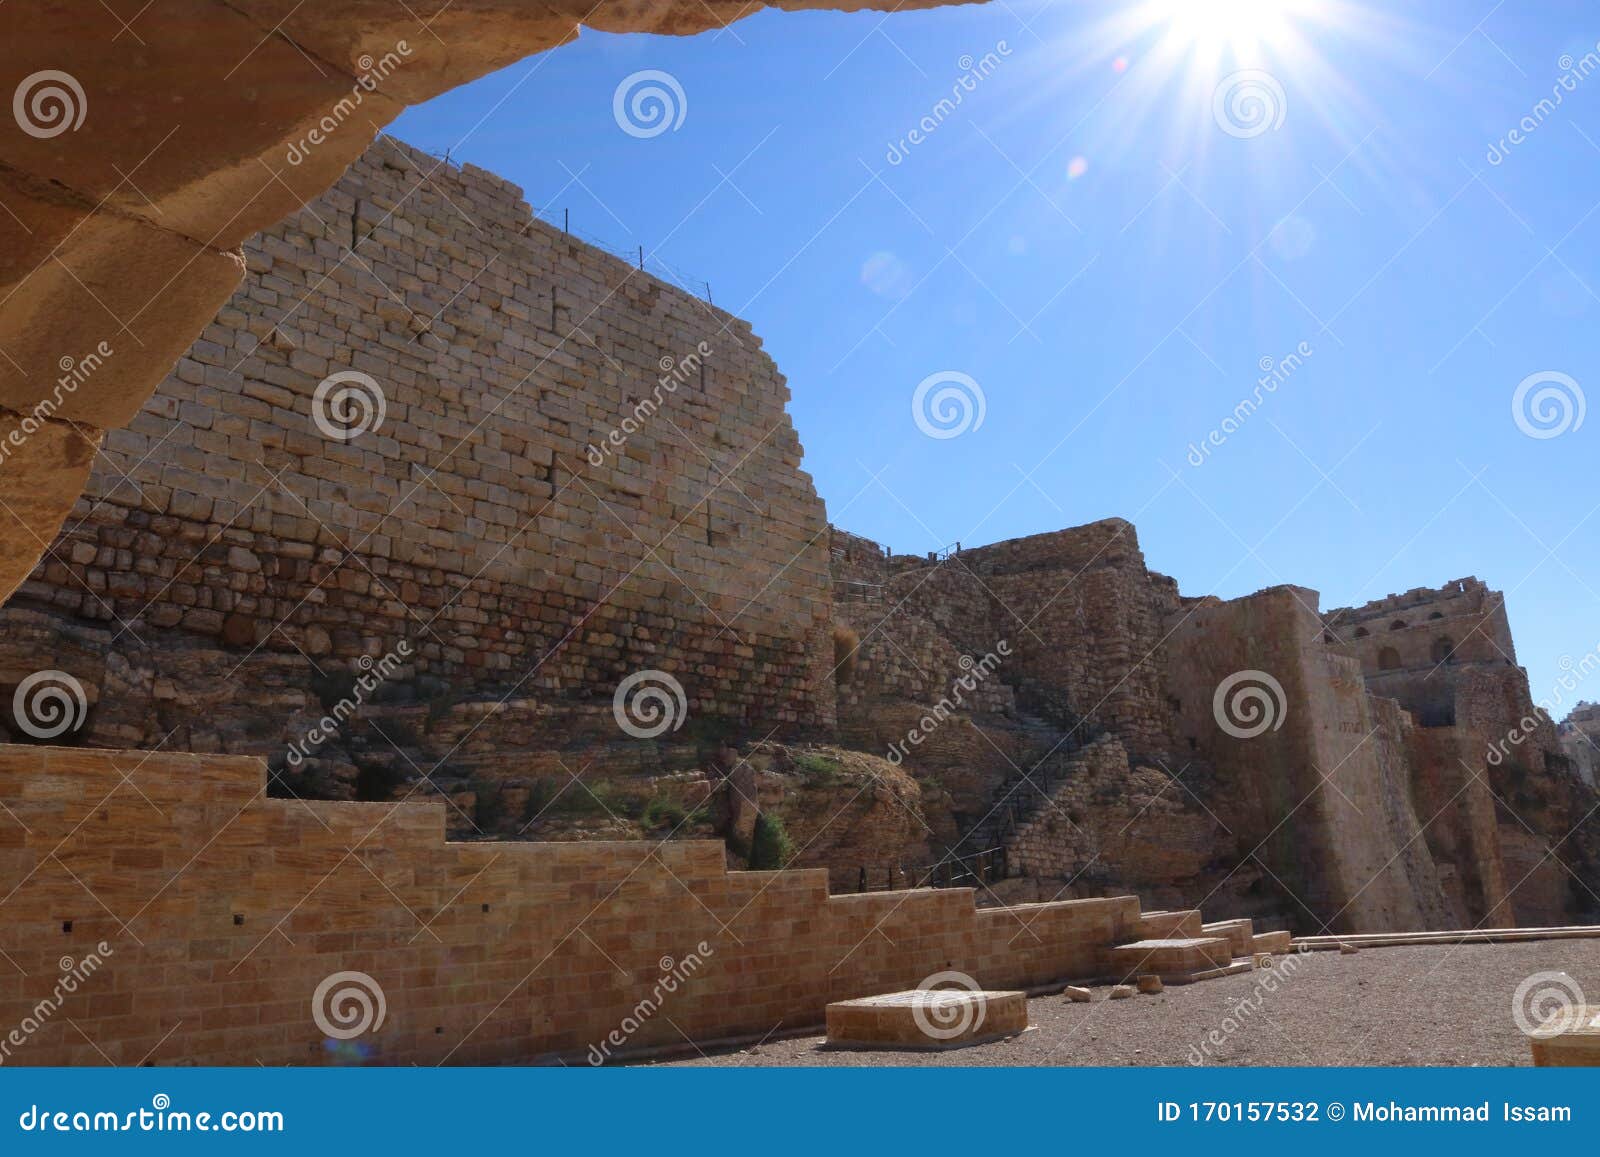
[965,522,1183,758]
[1455,666,1598,926]
[1561,703,1600,787]
[1324,578,1516,726]
[1165,586,1453,933]
[3,139,834,739]
[834,520,1182,758]
[1408,723,1512,927]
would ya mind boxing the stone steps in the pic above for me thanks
[1140,909,1204,939]
[1106,936,1235,981]
[955,734,1097,861]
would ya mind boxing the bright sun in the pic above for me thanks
[1150,0,1321,62]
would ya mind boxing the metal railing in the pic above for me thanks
[833,580,886,605]
[852,846,1006,894]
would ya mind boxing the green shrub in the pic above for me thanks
[794,752,842,786]
[749,813,795,870]
[641,795,689,831]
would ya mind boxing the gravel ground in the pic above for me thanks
[655,941,1600,1067]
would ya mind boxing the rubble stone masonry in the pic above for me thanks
[4,139,833,736]
[3,141,1595,948]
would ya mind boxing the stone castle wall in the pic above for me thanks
[1323,579,1516,726]
[1562,702,1600,787]
[0,744,1146,1066]
[1164,586,1454,932]
[3,138,833,739]
[831,521,1181,760]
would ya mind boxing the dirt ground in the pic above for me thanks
[654,940,1600,1067]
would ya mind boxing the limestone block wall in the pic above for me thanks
[0,744,1146,1066]
[1561,703,1600,787]
[1324,579,1516,726]
[1408,724,1511,927]
[1002,735,1227,908]
[0,0,981,607]
[4,138,833,734]
[830,527,890,600]
[1164,586,1453,933]
[830,521,1181,760]
[971,524,1181,757]
[1453,666,1595,925]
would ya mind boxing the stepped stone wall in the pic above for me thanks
[0,744,1145,1066]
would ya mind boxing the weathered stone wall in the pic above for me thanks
[0,743,1150,1066]
[1560,702,1600,787]
[1408,723,1511,927]
[0,0,980,606]
[1453,665,1595,926]
[832,521,1181,759]
[1002,735,1229,910]
[1324,579,1516,726]
[1164,586,1454,933]
[968,523,1181,757]
[2,139,834,745]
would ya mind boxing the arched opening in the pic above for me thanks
[1389,619,1407,631]
[1353,627,1370,638]
[1378,646,1402,671]
[1428,611,1444,620]
[1432,637,1456,664]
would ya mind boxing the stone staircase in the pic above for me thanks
[953,721,1104,867]
[1102,909,1294,984]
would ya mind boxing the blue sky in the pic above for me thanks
[391,0,1600,704]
